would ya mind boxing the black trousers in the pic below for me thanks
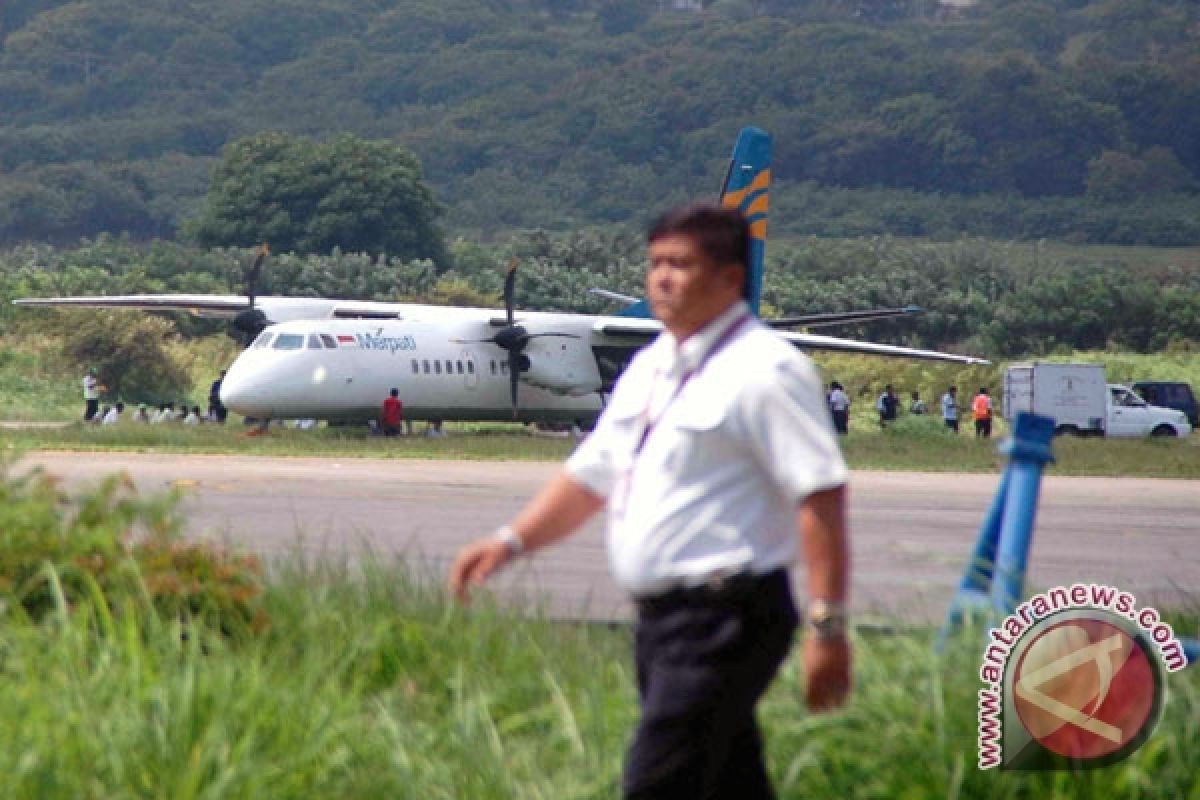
[85,398,99,421]
[624,569,798,800]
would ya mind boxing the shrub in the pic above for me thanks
[0,461,266,637]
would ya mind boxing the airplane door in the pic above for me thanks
[461,349,479,391]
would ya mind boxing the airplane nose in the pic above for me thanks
[219,364,268,414]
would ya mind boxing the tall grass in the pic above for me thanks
[0,556,1196,799]
[0,467,1195,799]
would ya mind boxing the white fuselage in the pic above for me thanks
[219,306,625,424]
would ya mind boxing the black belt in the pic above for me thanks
[633,568,789,617]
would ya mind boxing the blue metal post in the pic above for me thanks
[1184,638,1200,669]
[937,412,1055,650]
[989,413,1056,616]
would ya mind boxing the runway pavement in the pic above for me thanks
[15,451,1200,623]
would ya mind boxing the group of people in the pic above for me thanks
[82,368,230,426]
[826,381,995,437]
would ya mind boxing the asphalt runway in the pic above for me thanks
[16,452,1200,623]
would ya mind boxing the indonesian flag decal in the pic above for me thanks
[336,334,357,347]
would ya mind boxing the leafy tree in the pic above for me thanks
[186,132,447,264]
[56,311,192,403]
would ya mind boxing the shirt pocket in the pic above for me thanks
[659,401,729,474]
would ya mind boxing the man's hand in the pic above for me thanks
[803,635,851,712]
[448,537,512,603]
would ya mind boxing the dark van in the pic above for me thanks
[1132,382,1198,427]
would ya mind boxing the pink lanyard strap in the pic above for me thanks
[632,313,752,456]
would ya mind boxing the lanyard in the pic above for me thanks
[632,312,752,456]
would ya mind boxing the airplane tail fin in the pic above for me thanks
[613,126,770,319]
[719,126,770,316]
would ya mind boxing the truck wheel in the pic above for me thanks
[1150,425,1178,438]
[1055,425,1081,437]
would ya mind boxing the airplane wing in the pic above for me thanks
[12,294,254,318]
[763,306,923,329]
[11,294,419,323]
[591,317,986,364]
[781,330,988,365]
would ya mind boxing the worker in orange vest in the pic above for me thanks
[972,387,994,439]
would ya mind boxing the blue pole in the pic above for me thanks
[939,469,1010,637]
[937,413,1055,652]
[1184,638,1200,669]
[989,413,1056,616]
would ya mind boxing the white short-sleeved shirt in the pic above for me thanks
[942,392,957,420]
[567,301,848,594]
[83,375,99,400]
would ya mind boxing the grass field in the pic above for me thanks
[3,412,1198,478]
[2,552,1196,799]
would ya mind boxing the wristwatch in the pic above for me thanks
[806,599,848,640]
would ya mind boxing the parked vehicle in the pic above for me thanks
[1003,363,1192,437]
[1132,381,1198,428]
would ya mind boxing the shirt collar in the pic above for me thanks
[655,300,750,376]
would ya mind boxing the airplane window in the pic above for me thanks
[456,361,464,374]
[501,362,509,375]
[423,360,430,374]
[320,334,336,348]
[273,334,304,350]
[307,334,322,349]
[435,361,442,375]
[445,360,453,374]
[253,332,274,348]
[411,359,419,374]
[490,361,497,375]
[467,362,474,375]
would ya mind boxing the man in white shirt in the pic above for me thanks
[450,204,851,799]
[828,380,850,434]
[82,368,103,421]
[942,385,959,433]
[101,402,123,425]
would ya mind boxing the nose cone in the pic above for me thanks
[219,357,271,415]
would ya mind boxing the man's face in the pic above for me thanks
[646,233,743,337]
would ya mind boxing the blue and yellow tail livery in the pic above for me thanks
[617,127,771,319]
[719,126,770,316]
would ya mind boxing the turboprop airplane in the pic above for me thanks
[14,127,987,425]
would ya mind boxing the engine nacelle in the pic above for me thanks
[522,337,602,396]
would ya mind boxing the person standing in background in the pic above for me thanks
[828,380,850,435]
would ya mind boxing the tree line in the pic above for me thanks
[1,0,1198,244]
[5,232,1198,363]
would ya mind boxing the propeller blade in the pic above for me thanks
[508,350,520,419]
[245,242,270,308]
[524,332,580,340]
[503,257,518,327]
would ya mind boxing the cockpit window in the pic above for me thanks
[320,334,337,349]
[252,332,274,349]
[273,334,305,350]
[307,334,323,350]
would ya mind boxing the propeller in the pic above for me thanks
[454,258,578,418]
[232,242,271,343]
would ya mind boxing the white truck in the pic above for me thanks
[1003,363,1192,438]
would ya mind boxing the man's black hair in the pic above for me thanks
[647,203,750,298]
